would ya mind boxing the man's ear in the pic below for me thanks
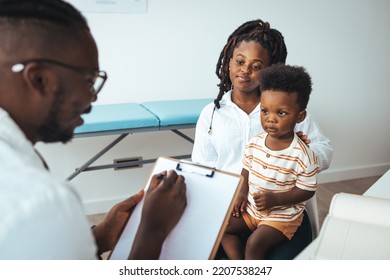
[21,63,57,97]
[297,110,306,123]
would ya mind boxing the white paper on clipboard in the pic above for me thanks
[109,156,243,260]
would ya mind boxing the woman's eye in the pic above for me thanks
[236,59,244,65]
[252,65,261,70]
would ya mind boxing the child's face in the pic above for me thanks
[229,41,270,94]
[260,90,306,140]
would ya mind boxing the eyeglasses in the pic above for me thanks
[11,58,108,95]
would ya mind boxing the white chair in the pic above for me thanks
[305,194,320,239]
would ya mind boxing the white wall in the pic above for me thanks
[37,0,390,214]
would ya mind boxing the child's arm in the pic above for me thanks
[232,168,249,217]
[253,187,314,211]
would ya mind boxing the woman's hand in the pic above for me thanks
[296,131,311,146]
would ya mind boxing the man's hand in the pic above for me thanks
[129,170,187,259]
[93,190,145,254]
[140,170,187,238]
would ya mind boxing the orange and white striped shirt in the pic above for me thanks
[242,133,318,222]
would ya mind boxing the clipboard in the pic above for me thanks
[109,156,243,260]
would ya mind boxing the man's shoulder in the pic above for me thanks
[0,164,91,259]
[0,156,81,217]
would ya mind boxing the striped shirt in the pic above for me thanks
[242,133,318,222]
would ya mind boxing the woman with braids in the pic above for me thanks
[192,19,333,259]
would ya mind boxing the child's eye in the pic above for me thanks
[278,111,287,116]
[261,109,268,114]
[251,64,261,70]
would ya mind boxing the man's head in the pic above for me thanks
[0,0,106,144]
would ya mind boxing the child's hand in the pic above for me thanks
[232,192,247,217]
[253,190,277,211]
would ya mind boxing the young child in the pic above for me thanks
[221,64,319,260]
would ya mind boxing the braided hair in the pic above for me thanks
[0,0,88,29]
[214,19,287,108]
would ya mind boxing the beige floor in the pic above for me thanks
[315,175,380,227]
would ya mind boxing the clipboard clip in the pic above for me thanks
[176,160,215,178]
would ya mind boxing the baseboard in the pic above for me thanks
[83,163,390,215]
[318,163,390,184]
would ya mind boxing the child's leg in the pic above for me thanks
[245,225,287,260]
[221,216,250,260]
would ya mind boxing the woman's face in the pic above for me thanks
[229,40,270,95]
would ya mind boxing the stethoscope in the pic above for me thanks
[208,105,216,135]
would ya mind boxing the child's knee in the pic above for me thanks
[246,231,266,249]
[225,216,246,234]
[245,236,267,259]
